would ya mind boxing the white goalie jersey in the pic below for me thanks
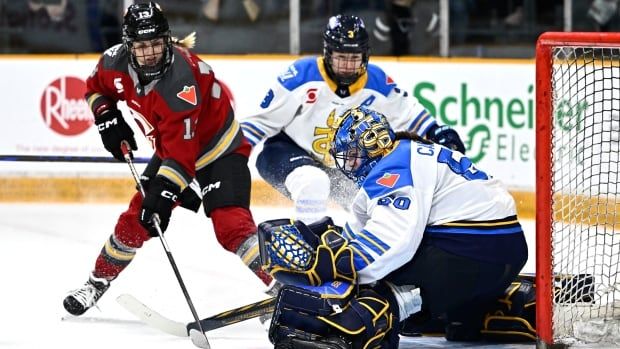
[240,57,438,167]
[343,140,521,284]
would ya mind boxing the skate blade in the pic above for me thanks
[189,329,211,349]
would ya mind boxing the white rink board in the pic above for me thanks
[0,56,536,190]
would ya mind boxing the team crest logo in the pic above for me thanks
[376,173,399,188]
[177,85,197,105]
[386,76,395,85]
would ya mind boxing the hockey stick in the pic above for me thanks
[119,272,595,339]
[0,154,150,163]
[120,142,210,349]
[117,293,275,336]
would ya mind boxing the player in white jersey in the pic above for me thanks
[256,106,528,348]
[241,14,465,224]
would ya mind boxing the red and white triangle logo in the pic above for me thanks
[376,173,399,188]
[177,85,197,105]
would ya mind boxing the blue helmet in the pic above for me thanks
[330,106,396,185]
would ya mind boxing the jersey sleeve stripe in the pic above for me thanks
[349,242,374,270]
[86,92,113,116]
[196,119,241,170]
[345,226,390,256]
[417,118,437,137]
[407,110,432,134]
[158,165,190,190]
[358,229,390,253]
[240,122,266,146]
[342,224,355,240]
[241,121,266,137]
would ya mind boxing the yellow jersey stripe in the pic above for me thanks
[196,120,240,169]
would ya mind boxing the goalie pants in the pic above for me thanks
[93,152,257,280]
[385,239,527,335]
[256,132,358,207]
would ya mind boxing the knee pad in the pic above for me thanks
[210,206,256,252]
[284,165,330,224]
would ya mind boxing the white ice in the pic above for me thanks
[0,203,536,349]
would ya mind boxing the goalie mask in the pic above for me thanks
[330,106,396,186]
[122,2,172,82]
[323,14,370,86]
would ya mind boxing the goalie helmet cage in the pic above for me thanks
[536,32,620,348]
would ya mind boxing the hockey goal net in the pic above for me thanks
[536,32,620,348]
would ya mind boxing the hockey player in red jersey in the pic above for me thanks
[63,2,271,316]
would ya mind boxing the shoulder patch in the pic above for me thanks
[376,173,400,188]
[277,57,323,91]
[363,141,413,199]
[177,85,197,105]
[364,64,396,97]
[155,48,200,112]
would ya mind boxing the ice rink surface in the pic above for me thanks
[0,203,536,349]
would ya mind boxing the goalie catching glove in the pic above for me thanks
[257,217,356,286]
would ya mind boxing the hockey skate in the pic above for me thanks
[63,273,110,316]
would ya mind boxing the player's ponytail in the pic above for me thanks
[395,131,433,144]
[172,32,196,49]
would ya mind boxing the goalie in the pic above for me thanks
[257,106,529,348]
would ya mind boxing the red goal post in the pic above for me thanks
[536,32,620,348]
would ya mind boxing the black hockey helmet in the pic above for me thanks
[323,14,370,86]
[122,2,172,81]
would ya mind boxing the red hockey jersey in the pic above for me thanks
[85,43,249,190]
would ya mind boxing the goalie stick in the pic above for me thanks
[117,294,275,337]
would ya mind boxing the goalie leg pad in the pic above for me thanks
[275,336,350,349]
[480,278,536,342]
[269,283,399,349]
[269,284,353,344]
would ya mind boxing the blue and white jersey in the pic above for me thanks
[240,57,436,167]
[344,140,524,284]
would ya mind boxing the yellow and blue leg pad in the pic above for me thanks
[269,281,399,349]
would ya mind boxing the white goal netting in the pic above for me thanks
[550,46,620,346]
